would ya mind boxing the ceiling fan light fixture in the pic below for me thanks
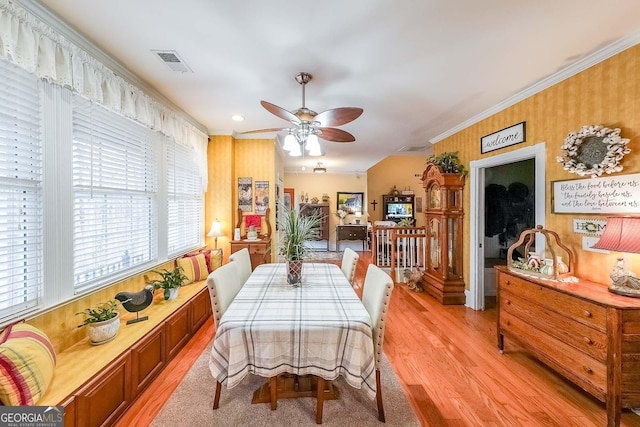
[289,142,302,157]
[307,144,322,156]
[305,134,321,155]
[313,162,327,173]
[282,133,297,151]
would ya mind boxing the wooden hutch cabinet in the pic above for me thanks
[421,164,465,304]
[299,203,330,250]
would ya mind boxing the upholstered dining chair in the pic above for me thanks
[207,262,243,410]
[340,247,360,288]
[229,247,252,286]
[360,263,394,422]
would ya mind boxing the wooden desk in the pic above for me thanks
[496,266,640,427]
[336,225,367,251]
[230,238,271,269]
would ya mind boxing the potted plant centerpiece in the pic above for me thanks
[279,208,321,286]
[425,151,468,176]
[77,300,121,345]
[149,266,188,300]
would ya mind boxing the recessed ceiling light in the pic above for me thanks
[231,115,244,122]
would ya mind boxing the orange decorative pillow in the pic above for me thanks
[0,322,56,406]
[177,253,208,284]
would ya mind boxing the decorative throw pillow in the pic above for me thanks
[184,249,223,273]
[177,253,208,284]
[0,322,56,406]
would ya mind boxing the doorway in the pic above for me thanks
[468,143,546,310]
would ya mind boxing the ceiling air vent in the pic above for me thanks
[397,145,428,153]
[151,50,192,73]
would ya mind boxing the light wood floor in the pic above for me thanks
[117,253,640,426]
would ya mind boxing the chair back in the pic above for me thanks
[361,264,394,365]
[206,262,242,326]
[340,248,360,286]
[229,248,252,285]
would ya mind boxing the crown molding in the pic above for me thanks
[16,0,208,135]
[430,31,640,144]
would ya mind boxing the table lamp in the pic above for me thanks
[354,211,362,224]
[207,219,224,249]
[591,216,640,297]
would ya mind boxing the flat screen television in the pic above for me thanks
[385,202,413,220]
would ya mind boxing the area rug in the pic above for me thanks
[151,342,420,426]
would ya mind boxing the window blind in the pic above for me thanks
[0,61,43,320]
[167,139,203,255]
[72,96,158,293]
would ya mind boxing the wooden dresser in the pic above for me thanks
[230,238,271,269]
[496,266,640,427]
[336,224,368,251]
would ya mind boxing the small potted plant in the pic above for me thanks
[149,266,188,300]
[77,300,121,345]
[426,151,468,176]
[279,208,321,286]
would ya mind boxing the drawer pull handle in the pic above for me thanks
[583,310,593,318]
[583,336,593,345]
[583,366,593,374]
[506,300,511,305]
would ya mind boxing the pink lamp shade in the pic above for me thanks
[592,217,640,253]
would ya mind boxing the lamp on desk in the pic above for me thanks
[354,211,362,224]
[207,219,224,249]
[592,216,640,297]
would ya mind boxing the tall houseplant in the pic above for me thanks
[279,208,321,286]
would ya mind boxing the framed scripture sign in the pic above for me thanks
[481,121,526,154]
[552,173,640,214]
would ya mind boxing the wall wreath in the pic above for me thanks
[556,125,630,177]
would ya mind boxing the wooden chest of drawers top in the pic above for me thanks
[495,266,640,310]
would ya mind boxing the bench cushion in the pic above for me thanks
[0,322,56,405]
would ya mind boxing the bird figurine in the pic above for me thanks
[115,285,154,325]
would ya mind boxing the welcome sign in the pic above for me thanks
[481,121,526,154]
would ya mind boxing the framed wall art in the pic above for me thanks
[336,192,364,214]
[481,121,526,154]
[254,180,269,215]
[552,173,640,214]
[238,177,252,212]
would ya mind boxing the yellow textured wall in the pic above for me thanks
[29,260,174,354]
[232,138,276,259]
[283,172,367,249]
[434,44,640,285]
[205,135,234,261]
[367,155,428,227]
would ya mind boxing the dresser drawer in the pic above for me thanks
[498,271,606,332]
[500,310,607,400]
[500,288,607,362]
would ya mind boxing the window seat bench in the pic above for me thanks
[37,280,212,427]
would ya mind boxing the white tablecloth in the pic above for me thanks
[209,263,376,399]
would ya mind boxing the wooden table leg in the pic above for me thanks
[316,376,325,424]
[269,376,277,410]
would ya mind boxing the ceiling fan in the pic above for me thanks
[241,72,363,148]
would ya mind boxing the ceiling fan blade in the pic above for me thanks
[260,101,299,123]
[239,127,286,134]
[314,107,363,127]
[318,127,356,143]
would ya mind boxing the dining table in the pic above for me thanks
[208,262,377,405]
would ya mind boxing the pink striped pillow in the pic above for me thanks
[177,253,208,284]
[0,322,56,406]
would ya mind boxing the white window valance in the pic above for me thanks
[0,0,208,190]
